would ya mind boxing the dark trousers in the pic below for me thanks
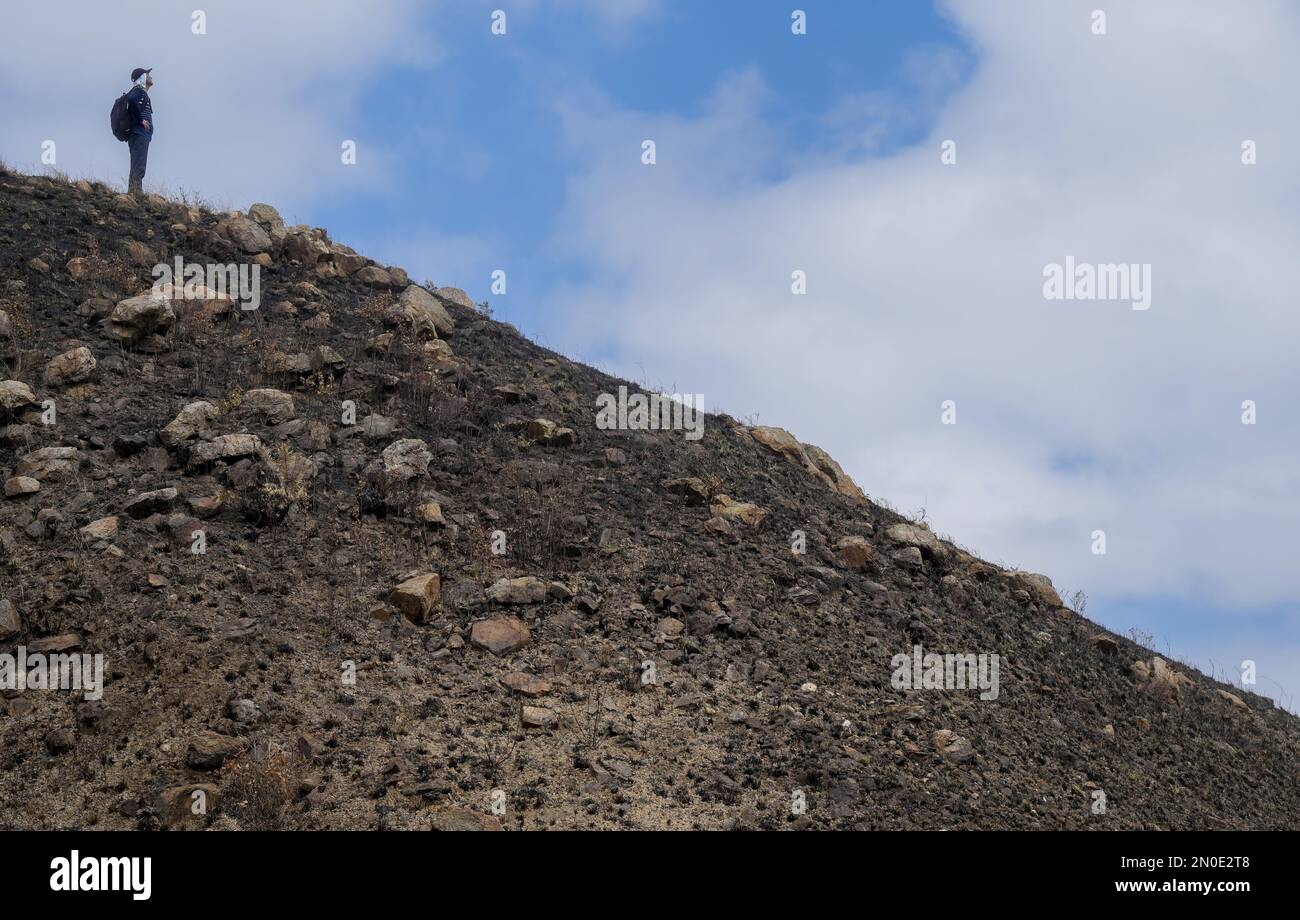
[127,133,150,196]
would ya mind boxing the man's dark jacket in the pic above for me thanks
[126,85,153,139]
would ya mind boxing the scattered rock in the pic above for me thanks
[835,536,874,572]
[186,731,248,770]
[125,487,179,518]
[188,434,263,468]
[79,516,119,540]
[242,388,296,424]
[932,730,975,763]
[389,573,441,624]
[522,705,557,728]
[470,616,531,655]
[486,577,548,605]
[108,290,175,343]
[15,446,80,481]
[381,439,432,481]
[44,346,96,387]
[502,672,552,696]
[395,285,455,336]
[0,380,38,417]
[4,476,40,498]
[161,401,219,446]
[708,495,767,528]
[527,418,576,446]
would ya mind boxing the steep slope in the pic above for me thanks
[1,168,1297,831]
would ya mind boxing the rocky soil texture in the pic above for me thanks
[2,168,1298,830]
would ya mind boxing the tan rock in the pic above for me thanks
[242,388,296,424]
[396,285,455,336]
[1216,689,1249,711]
[186,732,248,770]
[187,433,263,468]
[0,380,38,416]
[4,476,40,497]
[79,516,119,540]
[502,672,552,696]
[664,477,710,505]
[15,447,80,481]
[521,705,557,728]
[161,401,218,446]
[389,573,441,624]
[708,495,767,528]
[932,729,975,763]
[470,615,531,655]
[835,536,874,571]
[417,501,445,526]
[486,577,548,605]
[44,346,96,386]
[884,523,950,560]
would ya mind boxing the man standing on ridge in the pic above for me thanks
[125,68,154,196]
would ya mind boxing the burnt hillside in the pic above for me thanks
[1,167,1297,830]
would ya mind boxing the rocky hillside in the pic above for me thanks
[1,167,1297,831]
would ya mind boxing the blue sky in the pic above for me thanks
[3,0,1299,709]
[320,1,972,330]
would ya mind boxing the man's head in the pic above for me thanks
[130,67,153,90]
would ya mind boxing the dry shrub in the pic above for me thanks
[221,748,300,830]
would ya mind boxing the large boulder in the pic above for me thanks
[381,439,432,481]
[435,287,476,311]
[1132,656,1194,704]
[1001,570,1063,607]
[803,444,868,502]
[389,573,441,624]
[188,433,263,468]
[354,265,394,288]
[396,285,455,336]
[43,346,96,387]
[125,487,179,518]
[0,380,38,418]
[749,426,867,504]
[160,401,219,447]
[708,495,767,528]
[470,615,531,655]
[221,214,272,254]
[15,446,80,481]
[242,388,296,424]
[884,523,951,561]
[283,230,330,264]
[486,577,548,605]
[108,290,175,343]
[247,203,287,244]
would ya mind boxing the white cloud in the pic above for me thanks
[540,0,1300,622]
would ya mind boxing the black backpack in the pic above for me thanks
[110,92,133,142]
